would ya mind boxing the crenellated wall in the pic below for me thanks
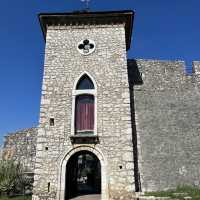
[128,59,200,192]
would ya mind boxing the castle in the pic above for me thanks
[1,9,200,200]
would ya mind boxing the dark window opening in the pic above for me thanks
[50,118,54,126]
[75,95,94,135]
[76,75,94,90]
[48,182,50,192]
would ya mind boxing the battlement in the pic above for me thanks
[128,59,200,91]
[133,59,200,75]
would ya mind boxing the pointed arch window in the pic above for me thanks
[76,74,94,90]
[72,73,97,136]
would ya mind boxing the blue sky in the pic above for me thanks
[0,0,199,145]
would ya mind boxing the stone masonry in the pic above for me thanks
[129,60,200,192]
[1,128,37,172]
[0,147,2,161]
[33,11,136,200]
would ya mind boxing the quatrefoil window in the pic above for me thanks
[77,39,96,55]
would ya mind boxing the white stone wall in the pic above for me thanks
[33,24,136,200]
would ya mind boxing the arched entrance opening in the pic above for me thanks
[65,150,101,199]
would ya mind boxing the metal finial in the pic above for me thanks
[80,0,91,11]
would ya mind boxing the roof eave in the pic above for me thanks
[38,10,134,50]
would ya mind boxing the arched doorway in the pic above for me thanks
[65,150,101,199]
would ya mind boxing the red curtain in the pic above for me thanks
[75,95,94,132]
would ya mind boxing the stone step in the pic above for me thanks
[138,195,192,200]
[138,196,171,200]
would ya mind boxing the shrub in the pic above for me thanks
[0,160,32,196]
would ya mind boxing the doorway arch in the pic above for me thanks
[65,151,101,199]
[58,146,108,200]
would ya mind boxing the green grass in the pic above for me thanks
[0,196,31,200]
[145,185,200,200]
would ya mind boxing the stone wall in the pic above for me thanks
[128,59,200,192]
[2,128,37,172]
[0,147,2,160]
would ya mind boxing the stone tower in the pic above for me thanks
[33,10,136,200]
